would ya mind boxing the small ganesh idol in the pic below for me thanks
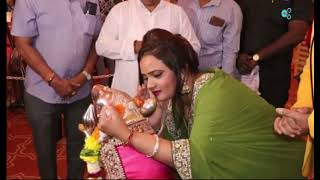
[79,84,175,179]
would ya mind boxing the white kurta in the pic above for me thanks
[96,0,200,96]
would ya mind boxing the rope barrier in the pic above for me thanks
[6,74,113,81]
[92,74,113,80]
[6,76,24,80]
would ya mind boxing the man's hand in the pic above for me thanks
[134,40,142,54]
[274,107,312,138]
[68,73,87,93]
[236,53,257,75]
[50,75,81,98]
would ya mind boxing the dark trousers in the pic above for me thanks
[259,63,291,108]
[24,91,91,179]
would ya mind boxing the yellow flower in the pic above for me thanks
[85,136,101,151]
[79,135,101,163]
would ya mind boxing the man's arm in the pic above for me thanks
[69,39,99,91]
[14,36,78,97]
[237,20,309,75]
[238,0,312,75]
[95,4,137,60]
[256,0,313,59]
[255,20,308,60]
[177,7,201,54]
[222,4,243,76]
[14,37,53,83]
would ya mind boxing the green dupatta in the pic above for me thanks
[170,69,305,179]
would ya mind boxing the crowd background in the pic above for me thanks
[6,0,314,179]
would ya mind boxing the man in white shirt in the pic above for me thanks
[96,0,200,96]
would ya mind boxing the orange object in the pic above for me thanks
[114,104,125,117]
[92,127,100,140]
[133,97,144,108]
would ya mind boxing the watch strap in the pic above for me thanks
[82,70,92,80]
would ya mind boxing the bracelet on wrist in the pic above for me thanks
[123,130,134,146]
[47,73,56,86]
[146,134,159,158]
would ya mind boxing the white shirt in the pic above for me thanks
[96,0,200,96]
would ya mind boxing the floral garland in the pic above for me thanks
[79,125,103,179]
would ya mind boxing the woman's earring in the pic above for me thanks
[181,81,191,94]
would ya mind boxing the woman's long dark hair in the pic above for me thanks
[138,28,199,137]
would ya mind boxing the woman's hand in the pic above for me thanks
[97,104,130,142]
[136,84,168,130]
[148,101,168,130]
[136,84,152,99]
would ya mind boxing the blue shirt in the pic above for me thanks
[178,0,242,75]
[11,0,102,104]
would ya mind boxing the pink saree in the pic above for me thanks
[101,140,175,179]
[118,145,175,179]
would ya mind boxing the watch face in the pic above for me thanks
[82,71,92,80]
[86,73,92,80]
[253,54,260,61]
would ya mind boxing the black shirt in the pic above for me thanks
[238,0,312,67]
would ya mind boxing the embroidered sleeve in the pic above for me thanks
[172,139,192,179]
[100,142,126,179]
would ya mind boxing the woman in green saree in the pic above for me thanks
[97,29,305,179]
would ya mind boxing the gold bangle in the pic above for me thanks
[146,134,159,158]
[47,73,56,86]
[123,130,134,146]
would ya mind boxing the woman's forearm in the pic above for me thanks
[129,132,174,167]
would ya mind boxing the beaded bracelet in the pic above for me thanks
[146,134,159,158]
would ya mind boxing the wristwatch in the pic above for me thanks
[82,70,92,80]
[252,53,260,61]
